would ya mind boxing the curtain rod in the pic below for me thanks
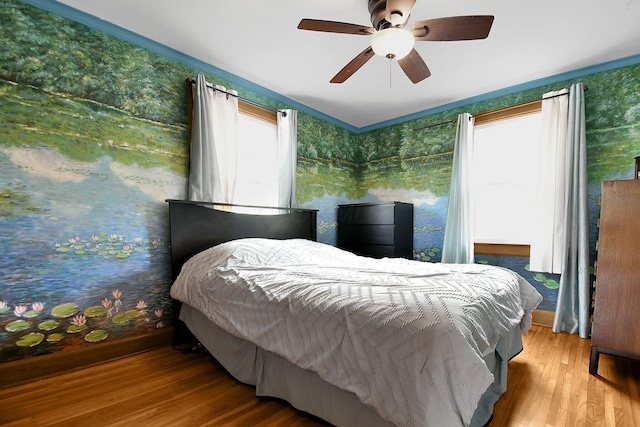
[186,77,282,114]
[413,85,588,132]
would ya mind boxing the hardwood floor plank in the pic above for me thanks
[1,325,639,426]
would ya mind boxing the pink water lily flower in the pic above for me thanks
[32,302,44,312]
[71,314,87,326]
[136,301,148,317]
[13,305,27,317]
[155,309,163,318]
[112,289,122,300]
[101,298,112,309]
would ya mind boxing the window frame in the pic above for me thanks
[240,101,277,125]
[472,100,541,257]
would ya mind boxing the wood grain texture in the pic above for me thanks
[1,326,638,426]
[492,326,640,427]
[0,328,172,388]
[591,180,640,358]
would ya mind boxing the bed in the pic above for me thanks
[166,200,542,427]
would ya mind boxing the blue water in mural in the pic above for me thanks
[0,150,174,359]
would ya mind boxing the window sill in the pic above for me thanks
[474,243,530,257]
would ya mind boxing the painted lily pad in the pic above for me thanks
[125,310,139,319]
[5,319,31,332]
[85,329,109,343]
[16,332,45,347]
[544,279,560,289]
[112,313,130,324]
[23,310,41,318]
[533,273,546,282]
[67,324,88,333]
[115,252,129,259]
[47,333,66,342]
[0,306,11,314]
[56,247,71,253]
[38,320,60,331]
[51,303,80,318]
[84,306,107,317]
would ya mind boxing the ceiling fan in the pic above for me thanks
[297,0,494,84]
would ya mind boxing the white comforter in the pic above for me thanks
[171,238,542,427]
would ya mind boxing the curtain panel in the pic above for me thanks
[277,109,298,208]
[188,74,238,203]
[442,112,475,264]
[553,82,590,338]
[530,89,569,274]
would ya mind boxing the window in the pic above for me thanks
[472,102,542,256]
[233,102,279,206]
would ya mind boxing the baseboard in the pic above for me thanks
[531,309,554,328]
[0,327,173,389]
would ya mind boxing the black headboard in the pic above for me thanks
[166,200,318,280]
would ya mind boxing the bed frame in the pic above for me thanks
[166,199,318,344]
[165,199,521,427]
[166,200,317,280]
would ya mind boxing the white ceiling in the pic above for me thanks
[57,0,640,131]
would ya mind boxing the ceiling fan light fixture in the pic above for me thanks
[371,28,415,59]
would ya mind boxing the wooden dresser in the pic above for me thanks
[337,202,413,259]
[589,179,640,375]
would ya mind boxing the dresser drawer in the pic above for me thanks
[338,204,395,225]
[338,224,396,245]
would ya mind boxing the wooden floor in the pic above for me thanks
[1,325,638,426]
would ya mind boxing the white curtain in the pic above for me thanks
[442,113,475,264]
[188,74,239,203]
[277,109,298,208]
[553,82,590,338]
[530,89,569,273]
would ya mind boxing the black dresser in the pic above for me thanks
[337,202,413,259]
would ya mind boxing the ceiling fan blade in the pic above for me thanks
[330,46,376,83]
[410,15,494,41]
[385,0,416,26]
[298,19,374,35]
[397,49,431,83]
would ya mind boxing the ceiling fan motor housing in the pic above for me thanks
[369,0,406,30]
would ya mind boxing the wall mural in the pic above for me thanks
[0,0,356,363]
[0,0,192,361]
[1,0,639,365]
